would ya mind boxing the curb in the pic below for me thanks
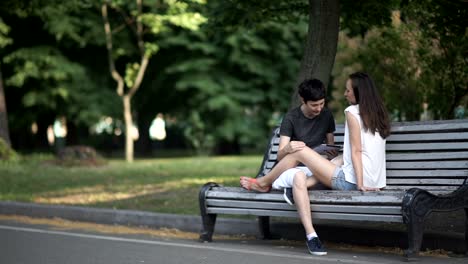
[0,201,258,236]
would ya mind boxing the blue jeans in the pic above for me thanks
[331,167,357,190]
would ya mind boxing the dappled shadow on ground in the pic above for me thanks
[88,187,201,215]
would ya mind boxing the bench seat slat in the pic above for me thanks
[206,199,402,215]
[206,187,459,201]
[386,187,460,192]
[206,208,403,222]
[387,178,465,185]
[207,188,406,204]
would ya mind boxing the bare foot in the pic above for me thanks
[240,176,271,192]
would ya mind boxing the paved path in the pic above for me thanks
[0,219,465,264]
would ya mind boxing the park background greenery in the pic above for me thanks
[0,0,467,215]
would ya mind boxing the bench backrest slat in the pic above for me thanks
[387,161,467,169]
[387,170,468,177]
[386,152,468,160]
[387,143,468,151]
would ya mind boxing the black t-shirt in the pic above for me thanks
[280,106,336,149]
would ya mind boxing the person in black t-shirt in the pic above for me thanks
[240,78,338,255]
[272,79,337,191]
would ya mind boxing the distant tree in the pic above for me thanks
[101,0,206,161]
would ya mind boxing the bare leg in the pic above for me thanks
[241,147,336,190]
[305,176,318,189]
[281,148,337,188]
[331,155,343,166]
[293,171,315,235]
[241,157,299,188]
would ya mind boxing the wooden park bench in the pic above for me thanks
[198,119,468,260]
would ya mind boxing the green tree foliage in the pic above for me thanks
[351,25,423,121]
[340,0,401,37]
[1,0,119,150]
[163,17,307,153]
[334,1,467,121]
[0,18,12,147]
[402,0,468,119]
[4,46,115,125]
[207,0,400,84]
[0,137,18,160]
[0,18,12,47]
[1,0,465,156]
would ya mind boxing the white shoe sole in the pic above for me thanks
[283,189,294,205]
[309,251,327,256]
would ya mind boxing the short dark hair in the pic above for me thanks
[298,79,326,102]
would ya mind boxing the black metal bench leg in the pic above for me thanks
[405,214,425,261]
[199,182,219,242]
[200,213,217,242]
[258,216,271,239]
[402,189,433,261]
[465,208,468,256]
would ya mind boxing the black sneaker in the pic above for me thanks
[306,237,327,256]
[283,188,294,205]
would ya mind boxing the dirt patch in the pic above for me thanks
[0,214,248,241]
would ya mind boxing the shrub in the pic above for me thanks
[55,145,107,167]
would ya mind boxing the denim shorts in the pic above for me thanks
[331,167,357,190]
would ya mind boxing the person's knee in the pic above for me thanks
[293,171,307,189]
[291,147,311,161]
[292,147,306,157]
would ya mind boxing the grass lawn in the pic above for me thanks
[0,154,262,215]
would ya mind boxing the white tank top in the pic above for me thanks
[341,105,387,188]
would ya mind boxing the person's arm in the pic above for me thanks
[277,135,305,161]
[324,133,335,145]
[346,112,364,190]
[322,132,338,159]
[346,112,379,191]
[277,135,291,161]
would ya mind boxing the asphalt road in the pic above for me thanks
[0,220,464,264]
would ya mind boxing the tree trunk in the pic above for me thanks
[123,95,134,162]
[291,0,340,107]
[0,66,11,147]
[102,1,150,162]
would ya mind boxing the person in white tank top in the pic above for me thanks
[240,72,391,256]
[341,104,387,188]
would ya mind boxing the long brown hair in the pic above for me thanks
[349,72,391,138]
